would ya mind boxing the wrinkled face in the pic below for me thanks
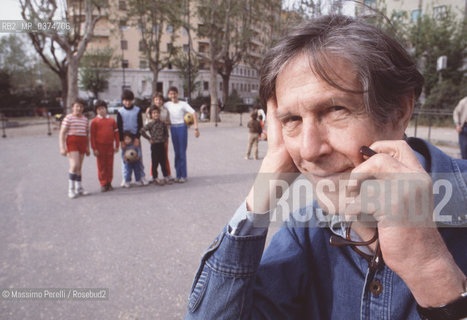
[275,54,405,212]
[72,103,84,116]
[122,99,133,108]
[96,106,107,117]
[168,90,178,102]
[153,96,163,107]
[151,110,160,120]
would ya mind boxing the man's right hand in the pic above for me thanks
[246,99,298,213]
[456,125,462,133]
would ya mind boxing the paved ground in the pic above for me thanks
[0,113,463,319]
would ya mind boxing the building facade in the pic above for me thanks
[72,0,278,104]
[358,0,466,20]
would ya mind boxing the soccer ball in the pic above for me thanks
[184,113,194,126]
[124,149,138,162]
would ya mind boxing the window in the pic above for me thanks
[120,40,128,50]
[198,42,208,53]
[121,59,129,68]
[433,6,446,19]
[183,44,189,53]
[411,9,421,22]
[166,24,174,33]
[182,27,188,35]
[139,60,148,69]
[203,81,209,91]
[118,0,126,10]
[119,20,128,30]
[139,40,146,51]
[198,24,207,35]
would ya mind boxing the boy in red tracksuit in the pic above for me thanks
[90,100,120,191]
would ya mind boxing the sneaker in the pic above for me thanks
[244,156,249,160]
[122,181,131,188]
[167,175,175,182]
[147,176,155,183]
[178,178,187,183]
[121,180,127,187]
[107,184,113,191]
[68,190,77,199]
[140,177,149,186]
[164,177,173,185]
[156,178,166,186]
[77,187,89,196]
[135,180,143,186]
[101,185,108,192]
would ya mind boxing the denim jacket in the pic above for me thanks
[185,138,467,320]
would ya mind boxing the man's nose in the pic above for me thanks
[299,120,332,162]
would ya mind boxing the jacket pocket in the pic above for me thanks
[187,264,210,313]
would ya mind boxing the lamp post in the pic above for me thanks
[121,39,127,92]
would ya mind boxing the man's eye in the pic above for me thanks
[330,106,345,112]
[284,116,302,123]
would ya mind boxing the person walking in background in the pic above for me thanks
[453,96,467,159]
[90,100,119,192]
[164,86,199,183]
[117,90,148,186]
[245,111,262,160]
[120,131,142,188]
[59,98,90,199]
[140,106,171,185]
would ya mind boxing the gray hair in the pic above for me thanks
[259,15,423,127]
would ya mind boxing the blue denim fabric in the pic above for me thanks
[121,145,143,182]
[171,124,188,179]
[185,138,467,320]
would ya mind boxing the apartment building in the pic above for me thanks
[73,0,278,104]
[358,0,466,20]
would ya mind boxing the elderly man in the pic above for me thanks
[185,15,467,320]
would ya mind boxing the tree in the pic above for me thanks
[124,0,184,93]
[20,0,105,114]
[172,51,201,97]
[79,49,113,99]
[0,34,36,91]
[408,9,466,98]
[245,0,287,75]
[195,0,254,122]
[215,0,257,106]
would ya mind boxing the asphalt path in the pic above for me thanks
[0,123,266,319]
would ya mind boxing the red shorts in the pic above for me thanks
[66,135,87,154]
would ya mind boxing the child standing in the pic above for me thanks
[90,100,119,192]
[140,106,171,185]
[245,111,262,160]
[59,98,90,198]
[117,90,148,186]
[164,86,199,183]
[121,131,142,188]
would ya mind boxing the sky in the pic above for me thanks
[1,0,23,20]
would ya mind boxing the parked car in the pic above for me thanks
[108,100,122,114]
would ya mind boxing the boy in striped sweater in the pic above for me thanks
[59,98,90,198]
